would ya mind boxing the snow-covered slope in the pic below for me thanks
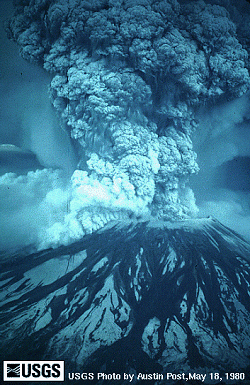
[0,217,250,384]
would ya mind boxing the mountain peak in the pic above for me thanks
[1,218,250,383]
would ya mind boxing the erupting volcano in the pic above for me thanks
[1,0,250,383]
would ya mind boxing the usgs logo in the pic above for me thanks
[3,361,64,381]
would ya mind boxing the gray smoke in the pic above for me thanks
[1,0,250,250]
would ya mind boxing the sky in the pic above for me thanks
[0,0,77,174]
[190,94,250,241]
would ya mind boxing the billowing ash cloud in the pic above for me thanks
[0,169,67,250]
[2,0,250,249]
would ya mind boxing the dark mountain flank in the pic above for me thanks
[1,218,250,384]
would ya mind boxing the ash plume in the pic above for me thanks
[2,0,250,249]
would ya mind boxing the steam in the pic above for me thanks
[1,0,250,250]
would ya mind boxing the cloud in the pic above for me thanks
[0,169,68,251]
[0,166,148,251]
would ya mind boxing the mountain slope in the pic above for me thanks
[0,218,250,384]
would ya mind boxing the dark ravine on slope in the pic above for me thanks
[0,218,250,384]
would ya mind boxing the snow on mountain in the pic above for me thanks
[0,217,250,384]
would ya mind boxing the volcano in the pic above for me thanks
[0,217,250,384]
